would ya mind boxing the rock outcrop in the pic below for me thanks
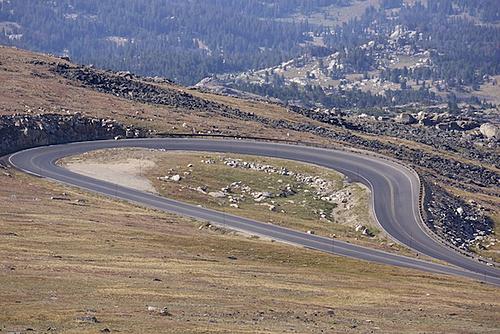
[395,112,417,125]
[480,123,499,140]
[0,113,143,156]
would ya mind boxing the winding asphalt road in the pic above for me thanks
[8,138,500,285]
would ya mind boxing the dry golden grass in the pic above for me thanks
[2,45,498,179]
[1,46,499,332]
[1,167,499,333]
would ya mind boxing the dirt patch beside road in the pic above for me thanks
[64,154,157,193]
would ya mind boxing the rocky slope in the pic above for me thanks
[0,113,142,157]
[1,47,498,258]
[46,62,500,192]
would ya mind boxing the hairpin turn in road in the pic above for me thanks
[8,138,500,285]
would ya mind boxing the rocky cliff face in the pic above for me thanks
[0,113,143,156]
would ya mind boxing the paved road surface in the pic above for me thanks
[8,138,500,285]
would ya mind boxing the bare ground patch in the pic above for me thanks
[64,155,157,193]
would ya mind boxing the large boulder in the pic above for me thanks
[479,123,499,140]
[208,191,226,198]
[456,120,479,131]
[394,113,417,125]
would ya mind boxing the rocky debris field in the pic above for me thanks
[426,183,495,254]
[157,155,369,233]
[290,106,498,166]
[356,114,498,165]
[53,63,243,116]
[0,113,143,156]
[219,157,352,207]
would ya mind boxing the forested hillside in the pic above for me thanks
[1,0,499,110]
[219,0,500,110]
[0,0,349,84]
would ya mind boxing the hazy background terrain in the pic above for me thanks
[1,0,499,111]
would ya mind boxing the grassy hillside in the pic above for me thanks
[1,160,499,333]
[1,46,498,260]
[0,46,499,332]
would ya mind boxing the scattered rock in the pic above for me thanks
[208,191,226,198]
[355,224,374,237]
[170,174,181,182]
[395,113,417,125]
[195,186,208,194]
[77,315,99,324]
[159,307,171,316]
[50,196,70,201]
[147,306,171,316]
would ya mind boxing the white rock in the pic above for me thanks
[355,225,364,232]
[170,174,181,182]
[195,186,207,194]
[479,123,499,140]
[208,191,226,198]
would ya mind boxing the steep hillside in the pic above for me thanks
[1,46,498,260]
[0,48,499,334]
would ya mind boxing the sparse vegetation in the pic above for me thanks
[0,44,498,333]
[62,149,408,253]
[1,164,499,333]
